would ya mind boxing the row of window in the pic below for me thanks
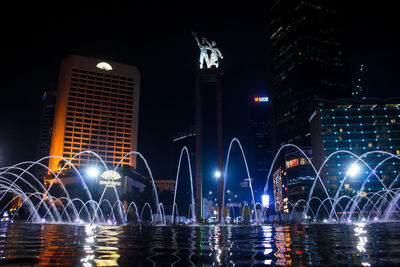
[68,99,133,111]
[70,81,133,91]
[66,115,131,123]
[64,142,131,151]
[323,126,397,134]
[69,85,134,98]
[65,121,132,130]
[71,74,134,86]
[67,106,133,116]
[64,132,131,142]
[65,120,132,131]
[64,138,131,146]
[63,151,129,158]
[66,112,132,122]
[66,158,130,164]
[69,94,133,105]
[71,68,134,82]
[322,114,400,119]
[321,105,400,111]
[325,147,396,152]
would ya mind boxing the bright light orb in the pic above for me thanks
[262,194,270,208]
[214,170,221,179]
[86,167,100,178]
[347,163,361,178]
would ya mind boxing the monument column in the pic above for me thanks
[195,72,203,221]
[193,32,224,223]
[216,73,224,223]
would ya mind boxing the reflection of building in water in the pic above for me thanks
[94,227,121,266]
[37,225,78,265]
[81,225,121,266]
[274,226,292,266]
[354,222,370,266]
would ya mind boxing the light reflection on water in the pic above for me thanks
[1,222,400,265]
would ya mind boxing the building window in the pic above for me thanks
[285,159,299,169]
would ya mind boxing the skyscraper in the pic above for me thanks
[48,55,140,172]
[265,0,350,203]
[38,90,57,163]
[250,96,273,192]
[266,0,350,149]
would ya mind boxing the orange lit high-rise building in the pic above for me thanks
[48,55,140,172]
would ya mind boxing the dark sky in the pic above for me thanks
[0,2,399,183]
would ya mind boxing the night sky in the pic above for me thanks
[0,2,399,185]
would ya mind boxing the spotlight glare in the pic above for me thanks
[347,163,361,178]
[262,194,270,208]
[214,170,221,179]
[87,167,100,178]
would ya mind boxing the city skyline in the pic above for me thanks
[1,2,399,181]
[2,3,400,265]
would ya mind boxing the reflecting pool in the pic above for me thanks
[1,222,400,266]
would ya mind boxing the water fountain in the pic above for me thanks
[2,138,400,226]
[263,144,400,224]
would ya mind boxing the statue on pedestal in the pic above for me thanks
[192,32,223,69]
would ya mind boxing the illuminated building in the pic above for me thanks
[284,149,314,204]
[250,96,273,195]
[266,0,350,150]
[37,90,57,175]
[310,98,400,194]
[48,55,140,172]
[265,0,350,207]
[272,167,287,212]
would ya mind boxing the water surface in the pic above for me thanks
[1,221,400,266]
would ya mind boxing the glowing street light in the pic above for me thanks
[347,163,361,178]
[214,170,221,179]
[86,166,100,179]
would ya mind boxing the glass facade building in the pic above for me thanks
[310,98,400,195]
[265,0,350,206]
[266,0,349,150]
[250,98,273,192]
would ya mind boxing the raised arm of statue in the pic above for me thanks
[192,32,201,47]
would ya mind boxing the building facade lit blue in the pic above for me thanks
[310,98,400,195]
